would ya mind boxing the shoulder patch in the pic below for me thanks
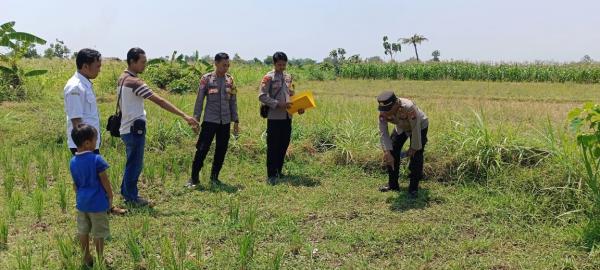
[261,74,272,84]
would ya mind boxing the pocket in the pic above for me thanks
[272,81,283,90]
[85,91,97,112]
[207,87,220,101]
[131,119,146,136]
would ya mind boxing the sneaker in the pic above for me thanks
[185,179,199,189]
[379,185,400,192]
[408,190,418,199]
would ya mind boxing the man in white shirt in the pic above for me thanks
[64,49,102,155]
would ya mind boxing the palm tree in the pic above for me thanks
[401,34,428,61]
[383,36,401,61]
[431,50,441,62]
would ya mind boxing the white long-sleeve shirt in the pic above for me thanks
[63,72,100,149]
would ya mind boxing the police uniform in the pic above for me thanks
[189,71,238,185]
[258,70,295,182]
[377,91,429,195]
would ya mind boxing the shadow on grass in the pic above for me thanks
[387,188,436,212]
[122,205,158,216]
[196,181,242,193]
[121,204,191,218]
[275,174,321,187]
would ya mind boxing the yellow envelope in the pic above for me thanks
[287,91,316,114]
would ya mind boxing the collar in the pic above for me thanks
[75,150,93,156]
[124,70,138,77]
[75,71,93,89]
[212,71,227,78]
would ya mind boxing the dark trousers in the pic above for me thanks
[70,148,100,155]
[266,119,292,178]
[191,122,231,182]
[387,128,428,192]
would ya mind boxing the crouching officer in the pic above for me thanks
[377,91,429,198]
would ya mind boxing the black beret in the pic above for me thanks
[377,91,398,112]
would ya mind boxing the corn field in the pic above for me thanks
[339,62,600,83]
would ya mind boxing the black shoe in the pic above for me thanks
[126,197,151,207]
[185,179,199,189]
[267,177,277,186]
[379,185,400,192]
[83,259,93,269]
[210,176,223,186]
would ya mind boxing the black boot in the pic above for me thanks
[210,173,223,185]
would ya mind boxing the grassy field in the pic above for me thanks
[1,60,600,269]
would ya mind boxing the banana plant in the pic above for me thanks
[0,21,47,87]
[568,102,600,247]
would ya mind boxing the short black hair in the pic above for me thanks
[71,124,97,147]
[127,47,146,65]
[76,49,101,70]
[214,52,229,62]
[272,52,288,63]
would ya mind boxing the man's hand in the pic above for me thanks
[298,109,305,115]
[277,100,292,109]
[184,115,200,133]
[383,151,395,170]
[407,148,417,157]
[233,122,240,137]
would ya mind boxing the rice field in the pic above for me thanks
[0,59,600,269]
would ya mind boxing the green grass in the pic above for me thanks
[1,59,600,268]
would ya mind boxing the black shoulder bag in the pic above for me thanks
[106,76,126,137]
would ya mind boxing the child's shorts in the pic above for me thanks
[77,211,110,239]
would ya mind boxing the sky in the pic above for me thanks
[3,0,599,62]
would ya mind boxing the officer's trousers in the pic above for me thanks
[190,121,230,182]
[386,128,428,192]
[266,118,292,178]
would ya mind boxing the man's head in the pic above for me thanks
[71,124,97,151]
[214,52,230,74]
[127,47,147,74]
[76,48,102,79]
[377,91,400,117]
[272,51,288,72]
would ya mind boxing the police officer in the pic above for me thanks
[377,91,429,198]
[258,51,305,185]
[186,52,239,188]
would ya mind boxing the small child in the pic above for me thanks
[69,124,113,267]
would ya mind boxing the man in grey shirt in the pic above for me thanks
[187,53,239,188]
[259,52,304,185]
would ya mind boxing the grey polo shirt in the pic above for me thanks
[193,72,239,124]
[258,70,294,120]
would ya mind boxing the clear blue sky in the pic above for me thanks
[3,0,599,62]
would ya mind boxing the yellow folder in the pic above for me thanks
[287,91,316,114]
